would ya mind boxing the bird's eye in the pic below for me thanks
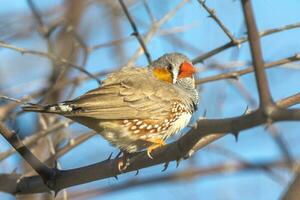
[167,64,173,71]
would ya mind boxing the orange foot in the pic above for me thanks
[117,159,128,172]
[146,138,165,159]
[116,152,131,172]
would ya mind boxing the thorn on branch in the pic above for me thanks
[198,0,236,42]
[207,9,216,18]
[106,152,113,161]
[12,167,18,174]
[131,32,138,37]
[231,132,239,142]
[118,0,152,65]
[176,158,182,168]
[162,161,170,172]
[53,189,59,198]
[202,109,207,118]
[243,105,250,115]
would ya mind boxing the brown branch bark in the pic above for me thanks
[1,91,300,195]
[192,21,300,64]
[281,172,300,200]
[196,53,300,84]
[0,122,54,187]
[1,1,300,198]
[197,0,237,43]
[241,0,273,108]
[119,0,152,64]
[63,159,291,200]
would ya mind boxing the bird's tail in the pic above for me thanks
[22,102,74,114]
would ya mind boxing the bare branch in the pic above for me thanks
[197,0,237,43]
[196,53,300,84]
[2,91,300,194]
[192,21,300,64]
[0,40,101,84]
[241,0,273,107]
[281,172,300,200]
[0,120,72,161]
[27,0,48,35]
[0,122,54,186]
[63,159,291,200]
[44,131,95,165]
[119,0,152,64]
[126,0,190,67]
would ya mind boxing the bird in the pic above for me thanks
[23,53,198,168]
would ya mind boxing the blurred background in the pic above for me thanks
[1,0,300,199]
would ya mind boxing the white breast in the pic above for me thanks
[167,112,192,138]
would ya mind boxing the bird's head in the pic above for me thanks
[150,53,196,85]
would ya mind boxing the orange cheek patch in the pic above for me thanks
[178,62,196,78]
[153,68,173,83]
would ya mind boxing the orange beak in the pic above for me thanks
[178,61,196,78]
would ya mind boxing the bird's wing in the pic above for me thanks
[61,68,182,120]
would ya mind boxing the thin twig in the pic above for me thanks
[142,0,156,22]
[44,131,95,164]
[209,144,286,184]
[197,0,237,43]
[196,53,300,84]
[126,0,190,67]
[0,120,72,161]
[27,0,48,35]
[0,122,54,185]
[0,95,30,105]
[0,40,101,84]
[192,21,300,64]
[90,24,195,51]
[119,0,152,64]
[281,172,300,200]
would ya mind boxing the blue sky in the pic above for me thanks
[1,0,300,199]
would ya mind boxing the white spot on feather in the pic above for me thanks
[49,107,56,111]
[58,103,73,112]
[105,132,115,139]
[136,121,143,125]
[146,125,152,130]
[133,130,140,134]
[139,124,147,129]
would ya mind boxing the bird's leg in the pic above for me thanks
[116,151,133,172]
[145,138,165,159]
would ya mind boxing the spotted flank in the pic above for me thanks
[121,102,192,141]
[112,102,192,153]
